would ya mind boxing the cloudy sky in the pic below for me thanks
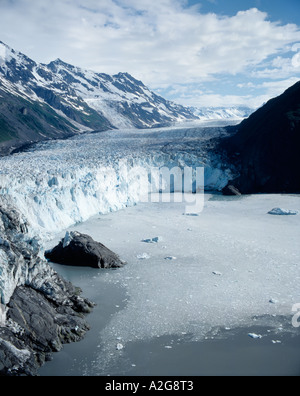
[0,0,300,109]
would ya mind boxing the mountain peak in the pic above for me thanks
[47,58,77,73]
[112,72,146,89]
[0,41,10,50]
[52,58,68,65]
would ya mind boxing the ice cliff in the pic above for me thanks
[0,127,233,238]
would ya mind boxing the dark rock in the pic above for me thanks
[45,231,125,269]
[0,327,37,377]
[0,197,95,376]
[0,285,92,376]
[220,80,300,194]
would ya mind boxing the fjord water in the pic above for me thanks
[39,193,300,376]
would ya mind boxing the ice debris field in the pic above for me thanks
[47,192,300,375]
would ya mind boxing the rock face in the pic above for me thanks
[221,81,300,194]
[45,231,125,269]
[0,197,94,376]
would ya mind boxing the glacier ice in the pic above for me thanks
[0,126,233,238]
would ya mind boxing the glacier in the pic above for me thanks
[1,124,299,376]
[0,126,233,238]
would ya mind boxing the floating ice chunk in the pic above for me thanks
[165,256,177,261]
[272,340,282,344]
[137,253,151,260]
[268,208,299,215]
[164,345,173,349]
[212,271,222,276]
[269,298,279,304]
[184,213,200,217]
[248,333,263,339]
[116,343,124,350]
[141,236,163,243]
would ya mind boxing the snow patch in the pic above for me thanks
[0,339,31,364]
[0,303,6,327]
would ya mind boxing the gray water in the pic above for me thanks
[38,262,300,376]
[39,194,300,376]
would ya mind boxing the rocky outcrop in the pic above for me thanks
[45,231,125,269]
[0,197,94,376]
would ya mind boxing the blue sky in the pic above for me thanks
[190,0,300,25]
[0,0,299,109]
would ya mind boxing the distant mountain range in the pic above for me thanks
[221,80,300,194]
[191,106,254,120]
[0,41,254,154]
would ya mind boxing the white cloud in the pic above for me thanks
[0,0,299,107]
[175,77,300,109]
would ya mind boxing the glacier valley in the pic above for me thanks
[0,124,299,376]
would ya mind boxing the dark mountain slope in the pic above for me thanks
[221,81,300,194]
[0,85,80,154]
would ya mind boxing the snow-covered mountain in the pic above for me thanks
[191,106,254,121]
[46,59,198,129]
[0,41,198,153]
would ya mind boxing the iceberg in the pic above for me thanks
[248,333,263,339]
[268,208,299,215]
